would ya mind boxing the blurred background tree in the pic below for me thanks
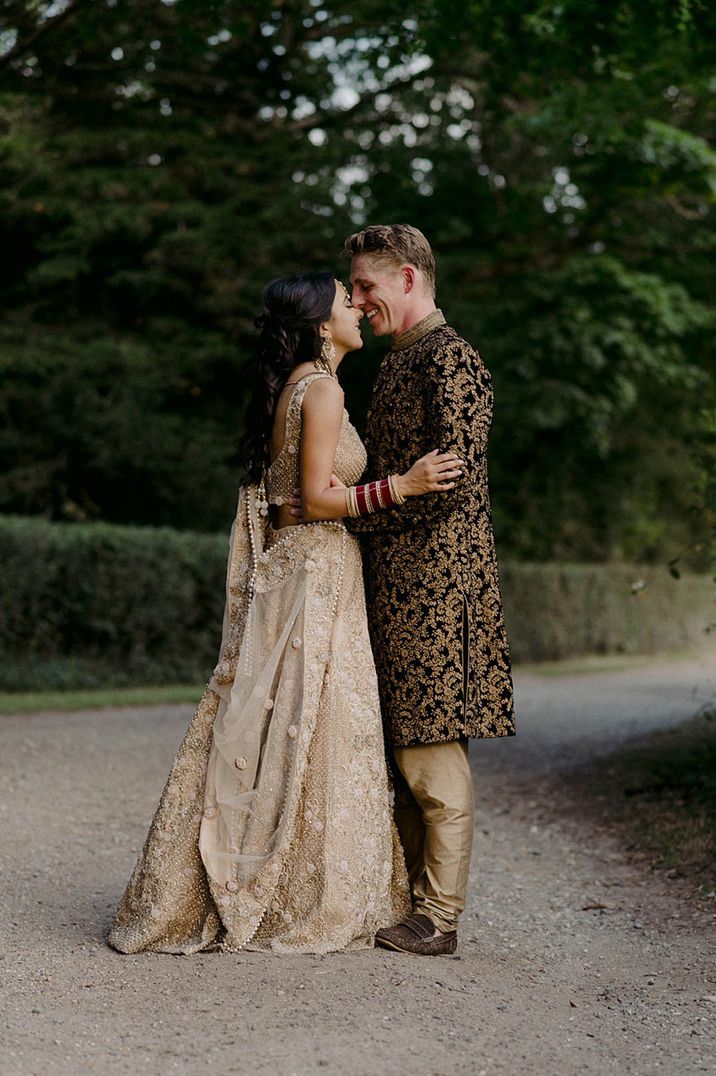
[0,0,714,563]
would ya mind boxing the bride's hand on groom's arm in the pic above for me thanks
[398,449,463,499]
[290,457,458,520]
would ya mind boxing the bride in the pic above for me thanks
[107,271,463,955]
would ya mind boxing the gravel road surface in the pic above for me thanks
[2,654,715,1076]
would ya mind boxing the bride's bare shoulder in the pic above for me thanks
[302,375,344,409]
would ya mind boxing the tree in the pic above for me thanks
[0,0,714,561]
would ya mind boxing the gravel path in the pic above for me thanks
[2,654,715,1076]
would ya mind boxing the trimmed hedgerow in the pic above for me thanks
[0,515,226,690]
[0,516,713,690]
[500,561,714,663]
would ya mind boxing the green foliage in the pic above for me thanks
[0,513,226,689]
[0,0,714,559]
[0,323,243,526]
[680,405,716,578]
[480,256,713,559]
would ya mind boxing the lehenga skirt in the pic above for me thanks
[107,487,409,955]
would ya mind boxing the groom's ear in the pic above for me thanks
[401,265,416,293]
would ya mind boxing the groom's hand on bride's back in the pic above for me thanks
[289,475,344,519]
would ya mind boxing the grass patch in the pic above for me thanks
[0,683,204,714]
[573,709,716,899]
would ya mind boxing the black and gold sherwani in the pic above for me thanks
[348,310,515,748]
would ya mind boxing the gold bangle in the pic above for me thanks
[389,474,406,506]
[347,487,358,518]
[375,481,386,509]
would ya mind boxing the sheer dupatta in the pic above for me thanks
[107,484,350,954]
[198,485,349,948]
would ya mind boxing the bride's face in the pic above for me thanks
[322,280,364,355]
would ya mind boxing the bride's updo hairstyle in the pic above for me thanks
[243,270,336,484]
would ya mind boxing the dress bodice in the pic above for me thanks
[264,373,367,506]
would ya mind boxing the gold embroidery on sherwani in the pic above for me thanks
[107,380,409,955]
[347,319,515,747]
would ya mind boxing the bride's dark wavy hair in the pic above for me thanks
[243,271,336,484]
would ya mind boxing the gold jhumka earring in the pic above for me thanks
[315,334,337,377]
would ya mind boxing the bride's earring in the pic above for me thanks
[316,334,336,376]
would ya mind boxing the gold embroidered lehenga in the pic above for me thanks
[107,374,409,955]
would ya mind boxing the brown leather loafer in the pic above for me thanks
[375,913,457,956]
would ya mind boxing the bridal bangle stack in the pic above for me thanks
[346,475,405,517]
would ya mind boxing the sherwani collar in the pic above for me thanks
[391,309,446,351]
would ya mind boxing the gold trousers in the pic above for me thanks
[392,739,474,933]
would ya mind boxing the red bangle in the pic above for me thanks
[347,477,400,517]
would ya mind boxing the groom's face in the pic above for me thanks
[349,254,409,338]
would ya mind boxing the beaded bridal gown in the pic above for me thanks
[108,374,409,955]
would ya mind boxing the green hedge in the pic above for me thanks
[0,515,226,691]
[0,516,713,691]
[501,562,715,663]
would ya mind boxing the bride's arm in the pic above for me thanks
[300,378,353,522]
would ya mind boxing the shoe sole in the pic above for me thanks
[375,936,457,956]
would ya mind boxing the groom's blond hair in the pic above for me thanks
[343,224,436,298]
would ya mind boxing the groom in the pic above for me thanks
[344,224,515,956]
